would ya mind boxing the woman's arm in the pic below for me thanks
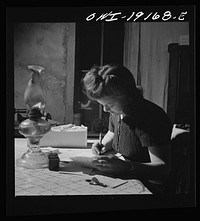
[92,130,114,155]
[93,144,171,180]
[131,144,171,180]
[101,130,114,150]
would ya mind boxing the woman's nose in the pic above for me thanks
[103,105,110,112]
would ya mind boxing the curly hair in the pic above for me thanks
[82,64,143,115]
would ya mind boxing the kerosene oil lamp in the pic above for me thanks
[16,65,51,169]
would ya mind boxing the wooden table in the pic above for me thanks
[15,138,152,196]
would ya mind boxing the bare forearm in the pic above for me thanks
[102,130,114,151]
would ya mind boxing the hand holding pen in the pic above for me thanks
[91,132,106,155]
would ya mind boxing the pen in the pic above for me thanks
[59,171,83,175]
[99,132,103,145]
[98,132,104,155]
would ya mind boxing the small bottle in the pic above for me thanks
[48,152,60,171]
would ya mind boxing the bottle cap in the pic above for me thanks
[48,152,59,158]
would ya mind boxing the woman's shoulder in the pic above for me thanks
[141,99,164,111]
[140,99,171,121]
[125,98,171,131]
[139,99,173,143]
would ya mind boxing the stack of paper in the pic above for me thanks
[40,124,87,148]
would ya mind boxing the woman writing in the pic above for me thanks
[83,64,173,193]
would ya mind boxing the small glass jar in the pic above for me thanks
[48,152,60,171]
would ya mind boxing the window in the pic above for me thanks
[74,22,124,137]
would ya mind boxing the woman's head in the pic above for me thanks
[82,64,143,115]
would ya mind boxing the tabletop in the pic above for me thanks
[15,138,152,196]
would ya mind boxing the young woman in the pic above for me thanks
[83,64,173,193]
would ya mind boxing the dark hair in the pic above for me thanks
[83,64,142,98]
[82,64,143,115]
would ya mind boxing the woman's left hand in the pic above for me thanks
[92,155,131,176]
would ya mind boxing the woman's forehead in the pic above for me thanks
[97,95,122,105]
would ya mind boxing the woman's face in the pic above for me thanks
[97,96,125,115]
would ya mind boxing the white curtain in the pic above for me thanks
[123,23,140,82]
[123,22,189,112]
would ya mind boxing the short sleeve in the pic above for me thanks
[129,99,172,147]
[135,128,157,147]
[135,124,172,147]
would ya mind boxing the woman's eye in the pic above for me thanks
[104,104,112,110]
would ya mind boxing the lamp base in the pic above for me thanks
[16,149,49,169]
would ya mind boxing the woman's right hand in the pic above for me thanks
[91,141,106,155]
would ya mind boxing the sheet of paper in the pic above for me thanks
[59,160,94,175]
[69,156,97,169]
[57,148,127,179]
